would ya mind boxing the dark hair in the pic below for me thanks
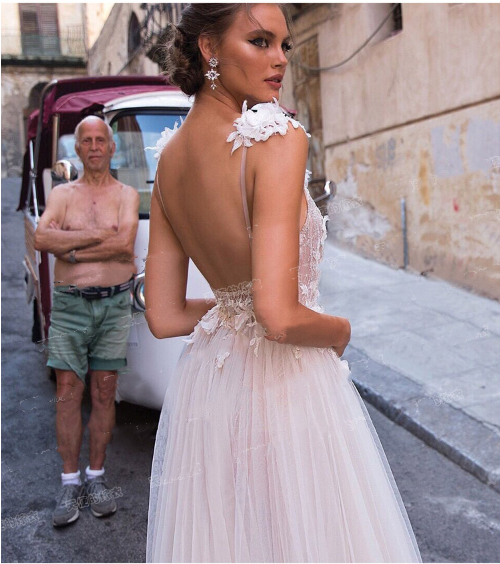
[161,4,295,97]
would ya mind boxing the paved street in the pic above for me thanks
[321,229,500,494]
[2,177,500,562]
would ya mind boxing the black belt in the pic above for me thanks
[59,278,133,300]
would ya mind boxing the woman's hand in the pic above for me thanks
[263,329,286,342]
[332,344,346,358]
[332,317,351,358]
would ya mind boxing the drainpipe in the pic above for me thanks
[401,197,408,269]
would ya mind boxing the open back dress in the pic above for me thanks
[145,97,422,563]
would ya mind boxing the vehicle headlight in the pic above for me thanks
[133,273,145,311]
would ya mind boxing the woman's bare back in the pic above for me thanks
[155,102,308,291]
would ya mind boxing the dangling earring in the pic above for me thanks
[205,57,220,90]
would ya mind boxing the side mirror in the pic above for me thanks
[310,178,336,204]
[52,160,78,184]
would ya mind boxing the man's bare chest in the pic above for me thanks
[63,189,121,230]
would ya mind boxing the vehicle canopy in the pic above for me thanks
[17,75,175,213]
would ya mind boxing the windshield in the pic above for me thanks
[111,112,187,216]
[57,135,84,172]
[57,111,188,217]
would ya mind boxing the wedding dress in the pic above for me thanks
[146,97,422,563]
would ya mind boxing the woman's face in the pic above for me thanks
[213,4,292,108]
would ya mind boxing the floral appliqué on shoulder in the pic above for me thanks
[145,116,185,160]
[227,96,311,155]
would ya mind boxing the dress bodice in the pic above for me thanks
[149,97,330,362]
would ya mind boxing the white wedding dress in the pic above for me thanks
[146,97,422,563]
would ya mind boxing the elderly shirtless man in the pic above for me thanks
[34,116,139,527]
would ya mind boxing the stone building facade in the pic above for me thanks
[87,4,186,77]
[282,3,500,300]
[1,3,110,177]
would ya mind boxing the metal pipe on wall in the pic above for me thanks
[401,197,408,269]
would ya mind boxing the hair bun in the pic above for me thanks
[161,20,203,97]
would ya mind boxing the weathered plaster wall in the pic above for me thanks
[1,3,22,55]
[326,101,500,300]
[57,3,85,57]
[290,3,500,300]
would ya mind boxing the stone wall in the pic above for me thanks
[87,3,159,77]
[1,66,86,177]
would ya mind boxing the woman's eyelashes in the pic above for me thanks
[249,38,293,53]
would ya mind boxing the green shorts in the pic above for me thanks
[46,285,133,387]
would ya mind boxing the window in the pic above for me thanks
[128,12,141,58]
[110,112,188,216]
[19,3,60,56]
[369,3,403,43]
[392,4,402,34]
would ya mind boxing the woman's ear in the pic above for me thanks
[198,35,217,66]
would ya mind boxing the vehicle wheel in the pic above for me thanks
[32,298,42,344]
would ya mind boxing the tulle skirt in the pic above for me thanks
[146,311,422,563]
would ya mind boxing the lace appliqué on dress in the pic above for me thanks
[182,281,265,359]
[215,352,230,369]
[227,97,311,155]
[145,116,184,160]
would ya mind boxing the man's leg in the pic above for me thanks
[52,368,86,527]
[84,369,120,518]
[87,290,131,468]
[83,290,130,517]
[55,369,85,473]
[87,369,119,469]
[46,287,91,472]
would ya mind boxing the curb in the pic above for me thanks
[345,346,500,494]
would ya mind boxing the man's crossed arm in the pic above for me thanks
[34,184,140,263]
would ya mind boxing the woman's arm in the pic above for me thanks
[144,171,216,340]
[250,123,351,350]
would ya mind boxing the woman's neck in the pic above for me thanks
[191,88,248,117]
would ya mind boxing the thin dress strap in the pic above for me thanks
[153,169,169,220]
[240,144,252,249]
[229,98,311,251]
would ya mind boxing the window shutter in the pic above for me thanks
[19,4,59,56]
[20,4,40,54]
[39,4,58,37]
[39,4,60,55]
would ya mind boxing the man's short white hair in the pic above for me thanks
[74,116,114,148]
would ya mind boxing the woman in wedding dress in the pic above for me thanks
[144,4,422,563]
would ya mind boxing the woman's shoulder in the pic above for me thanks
[226,97,311,155]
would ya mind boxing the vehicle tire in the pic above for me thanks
[32,298,42,344]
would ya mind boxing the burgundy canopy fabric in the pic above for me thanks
[18,76,175,212]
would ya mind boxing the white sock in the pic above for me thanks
[85,465,105,481]
[61,469,81,486]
